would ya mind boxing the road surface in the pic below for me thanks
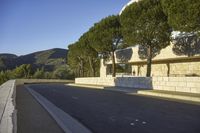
[16,85,64,133]
[28,84,200,133]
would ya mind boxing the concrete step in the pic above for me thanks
[137,90,200,103]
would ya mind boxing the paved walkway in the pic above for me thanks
[0,80,16,133]
[16,85,64,133]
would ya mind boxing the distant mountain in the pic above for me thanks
[0,54,17,58]
[0,48,68,71]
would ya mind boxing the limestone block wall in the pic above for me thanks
[75,77,200,94]
[75,77,115,86]
[115,77,152,89]
[134,62,200,77]
[100,59,107,78]
[169,62,200,76]
[152,77,200,94]
[105,43,200,77]
[113,44,200,64]
[135,64,169,77]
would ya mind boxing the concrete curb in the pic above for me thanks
[26,86,92,133]
[0,80,17,133]
[138,90,200,103]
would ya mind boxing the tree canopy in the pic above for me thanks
[67,38,99,78]
[161,0,200,34]
[89,15,123,77]
[120,0,171,77]
[79,32,99,77]
[161,0,200,57]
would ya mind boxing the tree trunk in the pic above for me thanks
[167,63,170,77]
[93,64,96,77]
[111,51,116,77]
[146,46,152,77]
[82,60,84,77]
[92,60,96,77]
[80,60,84,77]
[88,57,95,77]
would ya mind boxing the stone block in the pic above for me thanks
[176,82,187,87]
[169,77,179,82]
[166,82,176,87]
[153,81,160,86]
[190,88,200,94]
[159,81,166,86]
[175,87,190,93]
[152,77,157,82]
[164,86,176,91]
[187,82,200,88]
[186,77,200,82]
[163,77,169,82]
[153,86,163,90]
[178,77,186,81]
[157,77,163,81]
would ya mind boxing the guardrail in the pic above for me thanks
[0,79,74,133]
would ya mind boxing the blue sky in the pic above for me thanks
[0,0,129,55]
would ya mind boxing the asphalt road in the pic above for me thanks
[28,84,200,133]
[16,85,64,133]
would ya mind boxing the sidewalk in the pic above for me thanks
[137,90,200,103]
[16,85,64,133]
[67,84,200,104]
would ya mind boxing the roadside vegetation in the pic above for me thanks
[0,64,74,85]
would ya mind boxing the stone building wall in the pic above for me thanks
[132,62,200,77]
[104,43,200,77]
[170,62,200,76]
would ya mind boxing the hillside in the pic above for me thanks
[0,48,68,71]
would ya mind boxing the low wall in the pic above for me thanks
[15,79,74,85]
[75,77,115,86]
[75,77,200,94]
[115,77,152,89]
[152,77,200,93]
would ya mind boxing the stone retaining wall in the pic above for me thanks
[75,77,200,94]
[75,77,115,86]
[134,62,200,77]
[152,77,200,93]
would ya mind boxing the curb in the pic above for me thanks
[137,90,200,103]
[0,80,17,133]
